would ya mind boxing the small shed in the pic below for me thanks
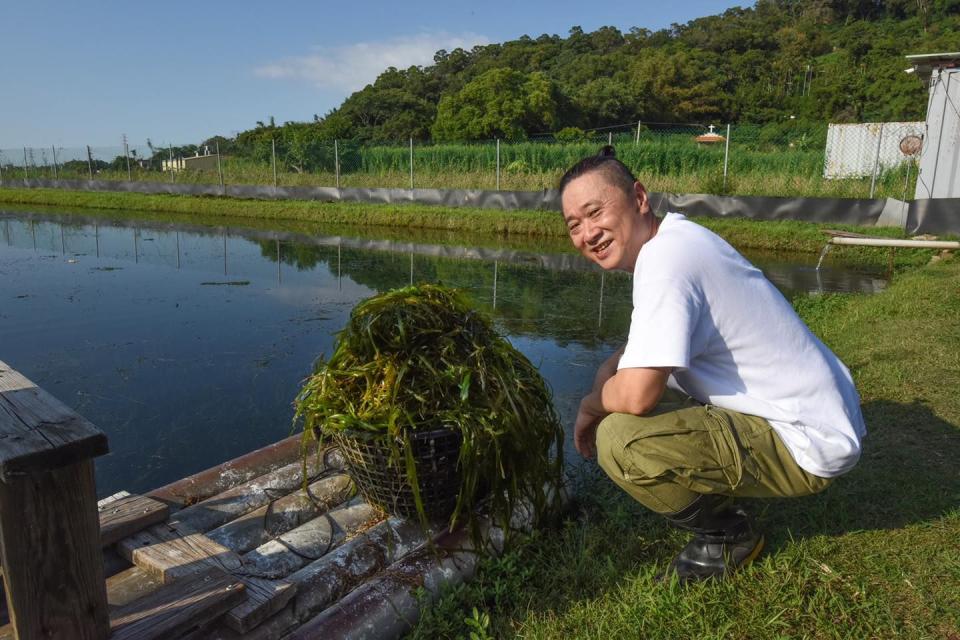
[906,52,960,198]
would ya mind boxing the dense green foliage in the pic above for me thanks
[213,0,957,156]
[293,285,565,534]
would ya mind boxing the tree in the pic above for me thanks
[431,69,562,141]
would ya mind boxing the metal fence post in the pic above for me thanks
[496,138,501,191]
[52,146,59,180]
[635,120,642,146]
[23,148,29,180]
[86,145,93,180]
[271,138,277,188]
[608,132,613,145]
[409,137,414,190]
[123,134,131,181]
[334,139,340,189]
[869,123,885,198]
[723,123,731,192]
[216,141,224,192]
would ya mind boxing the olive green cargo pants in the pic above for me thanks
[595,396,832,515]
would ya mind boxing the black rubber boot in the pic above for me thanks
[659,494,764,583]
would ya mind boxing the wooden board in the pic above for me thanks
[0,459,109,639]
[110,570,245,640]
[106,566,164,610]
[0,360,108,478]
[116,521,296,635]
[118,522,242,584]
[221,575,296,634]
[240,500,379,580]
[288,517,427,624]
[205,473,353,555]
[99,493,169,547]
[147,435,306,511]
[168,458,328,534]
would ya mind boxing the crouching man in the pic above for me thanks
[561,150,865,582]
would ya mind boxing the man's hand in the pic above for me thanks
[574,392,606,458]
[574,364,672,459]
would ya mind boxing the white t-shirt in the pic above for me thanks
[618,213,865,478]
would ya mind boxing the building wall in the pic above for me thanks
[916,68,960,199]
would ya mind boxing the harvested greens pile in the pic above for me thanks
[294,284,563,532]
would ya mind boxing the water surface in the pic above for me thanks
[0,210,886,496]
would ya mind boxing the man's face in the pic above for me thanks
[561,171,653,272]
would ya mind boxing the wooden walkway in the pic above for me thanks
[0,360,485,639]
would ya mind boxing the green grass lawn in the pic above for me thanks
[412,256,960,640]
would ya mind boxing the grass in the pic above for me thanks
[0,186,945,276]
[5,134,919,199]
[410,254,960,639]
[1,185,946,277]
[0,187,564,237]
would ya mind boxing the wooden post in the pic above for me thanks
[0,360,110,639]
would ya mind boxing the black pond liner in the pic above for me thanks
[334,426,462,522]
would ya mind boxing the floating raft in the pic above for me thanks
[0,361,496,640]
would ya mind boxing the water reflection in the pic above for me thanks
[0,211,886,496]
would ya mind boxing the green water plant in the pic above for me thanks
[294,284,564,534]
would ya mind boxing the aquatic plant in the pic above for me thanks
[294,284,564,534]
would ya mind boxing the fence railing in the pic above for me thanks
[0,121,924,200]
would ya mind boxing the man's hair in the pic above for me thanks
[558,145,637,197]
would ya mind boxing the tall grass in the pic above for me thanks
[4,136,919,200]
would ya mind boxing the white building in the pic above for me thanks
[906,52,960,199]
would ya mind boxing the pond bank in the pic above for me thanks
[411,254,960,639]
[0,187,938,271]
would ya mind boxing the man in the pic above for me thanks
[560,150,865,582]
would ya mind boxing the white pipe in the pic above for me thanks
[829,237,959,250]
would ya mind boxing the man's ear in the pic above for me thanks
[634,181,651,214]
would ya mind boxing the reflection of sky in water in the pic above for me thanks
[0,212,886,496]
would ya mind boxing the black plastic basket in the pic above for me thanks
[334,426,462,522]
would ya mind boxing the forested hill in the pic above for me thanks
[228,0,959,148]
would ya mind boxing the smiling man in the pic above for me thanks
[560,149,866,582]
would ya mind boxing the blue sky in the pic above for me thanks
[0,1,746,150]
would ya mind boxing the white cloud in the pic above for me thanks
[254,32,490,94]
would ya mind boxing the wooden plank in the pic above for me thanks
[205,473,353,554]
[118,522,242,584]
[147,435,309,511]
[217,501,378,634]
[110,570,245,640]
[285,524,484,640]
[178,603,298,640]
[239,500,379,580]
[220,575,296,635]
[0,360,108,478]
[116,522,296,635]
[288,517,428,624]
[99,493,169,547]
[107,566,163,610]
[0,459,109,639]
[103,546,133,579]
[168,457,330,534]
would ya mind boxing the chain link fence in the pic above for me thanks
[0,121,923,200]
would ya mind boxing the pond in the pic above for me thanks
[0,209,887,496]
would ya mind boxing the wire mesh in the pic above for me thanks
[334,426,463,522]
[0,121,923,199]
